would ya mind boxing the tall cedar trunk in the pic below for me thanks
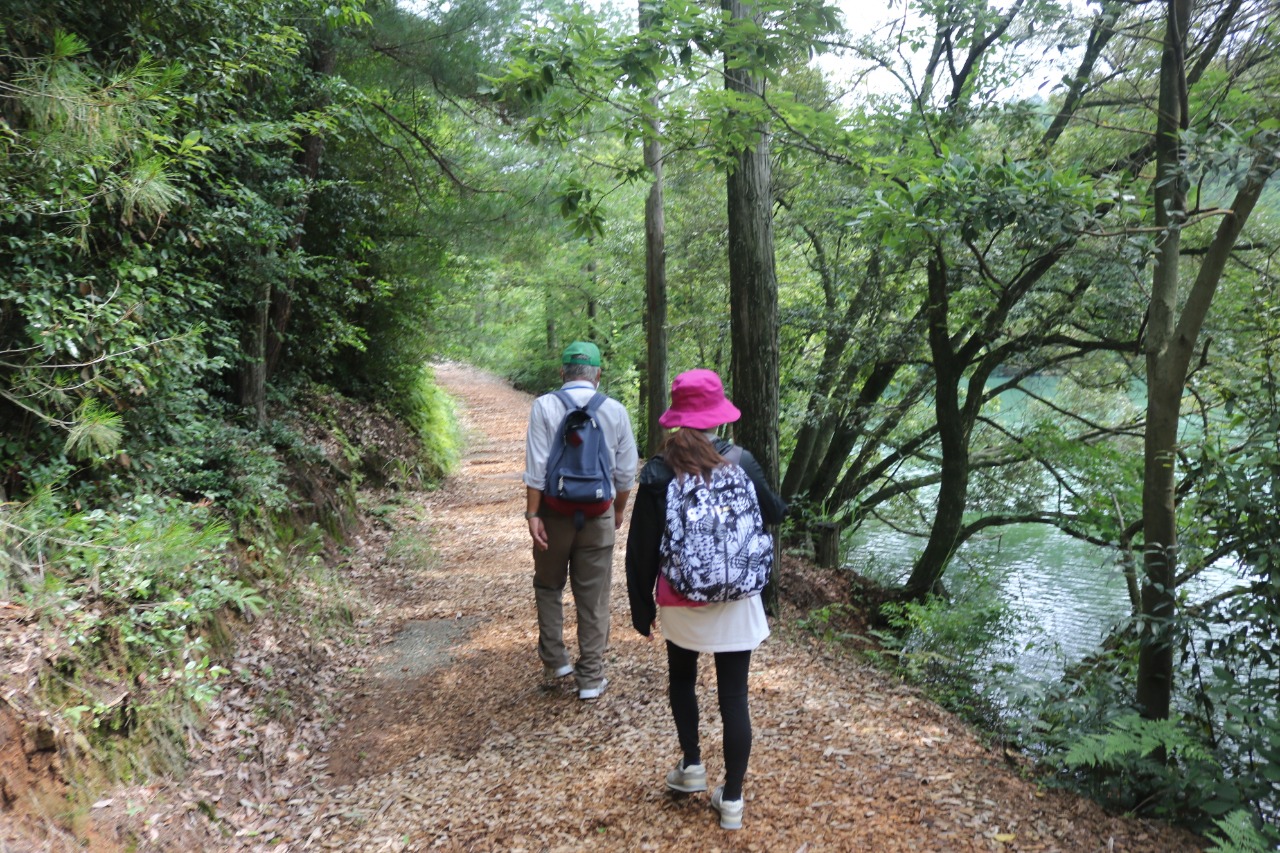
[587,252,599,328]
[1137,0,1190,723]
[637,367,649,451]
[723,0,781,609]
[642,119,668,455]
[903,253,968,597]
[641,0,668,456]
[643,180,668,454]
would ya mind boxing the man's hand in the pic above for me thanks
[528,516,548,551]
[612,489,631,531]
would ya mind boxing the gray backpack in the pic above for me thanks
[542,390,614,521]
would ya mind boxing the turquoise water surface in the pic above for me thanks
[840,373,1240,685]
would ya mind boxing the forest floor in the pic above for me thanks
[4,363,1206,852]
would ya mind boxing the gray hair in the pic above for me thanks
[562,363,601,382]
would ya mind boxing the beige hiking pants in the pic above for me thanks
[532,508,615,690]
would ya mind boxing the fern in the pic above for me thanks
[1207,809,1277,853]
[1063,713,1214,768]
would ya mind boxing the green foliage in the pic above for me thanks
[1055,711,1255,827]
[1062,713,1214,770]
[399,367,463,484]
[1207,809,1280,853]
[2,4,307,503]
[0,0,500,498]
[0,35,206,476]
[506,345,568,395]
[63,400,124,462]
[0,0,511,791]
[151,420,296,524]
[2,491,255,718]
[492,0,843,221]
[796,602,862,644]
[1030,610,1279,835]
[872,567,1023,730]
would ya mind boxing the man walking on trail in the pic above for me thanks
[524,341,638,701]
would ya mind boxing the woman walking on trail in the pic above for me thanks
[625,369,786,830]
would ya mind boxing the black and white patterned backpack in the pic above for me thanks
[659,448,773,603]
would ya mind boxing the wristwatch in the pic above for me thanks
[524,511,538,520]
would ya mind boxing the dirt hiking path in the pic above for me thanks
[280,363,1194,853]
[1,365,1206,852]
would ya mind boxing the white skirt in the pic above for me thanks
[658,594,770,653]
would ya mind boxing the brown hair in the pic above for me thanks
[660,428,726,484]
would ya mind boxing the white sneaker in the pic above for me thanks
[578,678,608,701]
[710,785,743,830]
[665,760,707,793]
[542,664,574,689]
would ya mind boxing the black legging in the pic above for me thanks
[666,641,752,801]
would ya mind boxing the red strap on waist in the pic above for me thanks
[541,495,612,518]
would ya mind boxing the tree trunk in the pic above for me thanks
[640,0,668,456]
[238,277,271,428]
[1135,0,1276,721]
[1136,0,1191,723]
[1138,363,1181,721]
[643,135,668,455]
[902,253,967,598]
[724,156,778,487]
[814,521,842,569]
[723,0,781,611]
[637,365,650,452]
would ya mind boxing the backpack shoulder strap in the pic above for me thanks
[721,444,743,466]
[666,473,702,528]
[549,389,607,416]
[550,389,578,411]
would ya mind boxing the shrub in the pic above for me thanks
[873,566,1025,731]
[2,490,261,725]
[399,366,462,484]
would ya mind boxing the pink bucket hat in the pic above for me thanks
[659,369,741,430]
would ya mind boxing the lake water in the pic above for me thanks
[840,375,1241,688]
[846,521,1133,678]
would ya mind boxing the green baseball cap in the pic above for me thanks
[561,341,601,366]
